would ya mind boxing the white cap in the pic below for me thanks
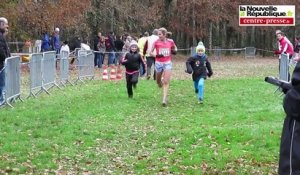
[196,45,205,53]
[129,40,138,48]
[55,27,60,32]
[275,30,283,35]
[0,17,8,24]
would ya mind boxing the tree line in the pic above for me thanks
[1,0,299,54]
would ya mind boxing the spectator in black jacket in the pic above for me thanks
[93,32,102,67]
[121,40,145,98]
[114,34,124,65]
[279,61,300,174]
[0,17,10,106]
[294,36,300,61]
[186,44,213,104]
[105,31,116,66]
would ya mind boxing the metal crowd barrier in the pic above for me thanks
[42,51,60,92]
[60,50,73,86]
[4,56,23,107]
[212,46,221,59]
[279,54,289,81]
[73,48,81,58]
[28,53,44,97]
[245,47,256,58]
[75,50,95,83]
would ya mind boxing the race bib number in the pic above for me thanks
[158,48,170,56]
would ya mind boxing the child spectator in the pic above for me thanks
[60,41,70,55]
[185,44,213,104]
[121,40,145,98]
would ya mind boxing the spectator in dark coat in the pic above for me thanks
[294,36,300,61]
[114,34,124,65]
[52,27,61,57]
[93,32,102,67]
[279,61,300,175]
[105,31,116,66]
[0,17,10,105]
[41,31,51,52]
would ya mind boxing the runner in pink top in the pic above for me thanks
[150,27,177,107]
[153,38,175,63]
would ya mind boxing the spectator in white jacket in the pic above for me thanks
[145,29,159,80]
[60,41,70,58]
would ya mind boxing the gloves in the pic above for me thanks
[207,72,213,77]
[156,54,164,58]
[185,69,192,74]
[121,58,127,65]
[274,50,281,55]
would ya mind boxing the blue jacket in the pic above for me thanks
[52,34,61,50]
[41,33,51,51]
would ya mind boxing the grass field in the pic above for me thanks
[0,55,286,174]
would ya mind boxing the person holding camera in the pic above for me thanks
[278,61,300,174]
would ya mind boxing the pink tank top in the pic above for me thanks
[153,39,175,63]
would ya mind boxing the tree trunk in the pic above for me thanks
[236,32,240,49]
[186,34,190,54]
[250,26,255,46]
[110,7,115,32]
[241,28,246,47]
[221,21,227,49]
[262,29,266,57]
[192,0,196,46]
[163,0,173,27]
[208,21,213,53]
[215,21,220,46]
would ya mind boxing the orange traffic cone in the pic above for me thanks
[102,65,109,80]
[110,66,117,80]
[116,65,123,80]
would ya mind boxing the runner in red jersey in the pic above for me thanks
[150,27,177,106]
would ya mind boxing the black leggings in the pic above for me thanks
[126,72,139,97]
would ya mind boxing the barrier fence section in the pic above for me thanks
[279,54,289,81]
[86,51,95,78]
[245,47,256,58]
[60,50,73,86]
[28,53,44,97]
[5,56,22,107]
[42,51,59,92]
[212,46,221,59]
[75,50,95,83]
